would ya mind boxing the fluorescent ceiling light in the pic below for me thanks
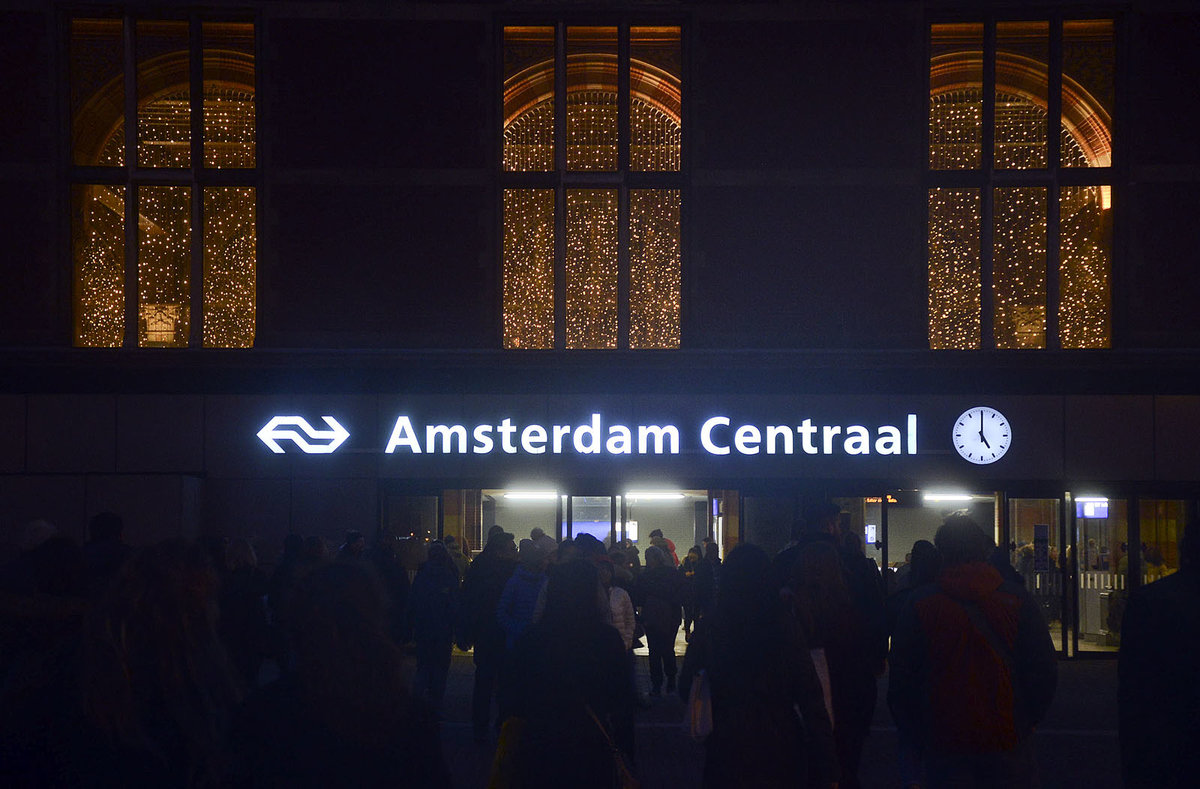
[503,491,558,501]
[1075,496,1109,503]
[626,491,685,501]
[922,492,975,503]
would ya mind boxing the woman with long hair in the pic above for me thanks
[503,558,636,788]
[789,539,878,789]
[679,543,837,789]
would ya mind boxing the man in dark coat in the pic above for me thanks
[407,541,461,711]
[1119,521,1200,788]
[889,514,1057,788]
[634,544,685,695]
[458,530,517,742]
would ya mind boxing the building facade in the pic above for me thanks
[3,0,1200,657]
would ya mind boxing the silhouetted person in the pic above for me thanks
[776,503,888,757]
[0,531,91,782]
[2,539,243,787]
[1119,521,1200,788]
[504,559,635,788]
[220,538,270,688]
[268,533,304,622]
[458,529,517,742]
[406,541,459,711]
[635,545,685,696]
[789,539,877,789]
[200,533,231,577]
[648,528,679,566]
[529,525,557,557]
[336,529,365,562]
[680,546,702,639]
[82,511,133,599]
[698,540,721,614]
[301,534,328,565]
[886,539,942,787]
[886,539,942,635]
[772,516,812,592]
[497,539,549,651]
[443,534,469,580]
[679,543,837,788]
[230,561,450,788]
[990,544,1024,585]
[367,534,410,645]
[266,534,305,670]
[889,514,1057,788]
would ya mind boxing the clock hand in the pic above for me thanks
[979,411,991,448]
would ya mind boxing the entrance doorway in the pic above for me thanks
[479,488,715,557]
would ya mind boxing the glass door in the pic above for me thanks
[624,490,706,559]
[567,495,615,543]
[482,488,560,543]
[1008,498,1064,653]
[1071,496,1127,653]
[884,490,1000,587]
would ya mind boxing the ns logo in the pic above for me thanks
[257,416,349,454]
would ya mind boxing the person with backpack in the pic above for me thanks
[888,514,1057,788]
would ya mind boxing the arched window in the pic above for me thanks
[502,25,682,350]
[71,17,257,348]
[927,20,1113,350]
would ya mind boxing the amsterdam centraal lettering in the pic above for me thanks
[384,414,918,457]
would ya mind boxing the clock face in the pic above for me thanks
[953,407,1012,465]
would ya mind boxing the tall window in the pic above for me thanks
[70,17,257,348]
[927,20,1113,350]
[502,24,682,349]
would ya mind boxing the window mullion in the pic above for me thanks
[122,15,138,348]
[189,15,204,348]
[553,22,567,349]
[981,19,996,349]
[1046,19,1064,350]
[618,184,630,349]
[617,23,631,349]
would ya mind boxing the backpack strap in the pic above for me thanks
[959,599,1015,673]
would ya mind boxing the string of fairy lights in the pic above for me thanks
[629,189,681,349]
[74,53,256,348]
[502,189,555,349]
[566,190,620,348]
[928,83,1111,350]
[502,52,682,350]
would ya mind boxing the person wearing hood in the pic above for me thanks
[888,514,1057,788]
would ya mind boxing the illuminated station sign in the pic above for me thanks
[256,404,1016,466]
[383,413,920,457]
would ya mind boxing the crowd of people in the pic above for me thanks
[2,501,1193,788]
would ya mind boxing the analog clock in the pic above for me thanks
[953,406,1011,465]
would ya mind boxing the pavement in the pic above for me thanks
[431,645,1121,788]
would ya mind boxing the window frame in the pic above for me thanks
[924,13,1120,351]
[497,17,687,351]
[65,10,261,349]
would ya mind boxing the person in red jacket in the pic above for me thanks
[648,529,679,567]
[888,514,1057,788]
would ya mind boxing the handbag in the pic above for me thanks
[487,717,525,789]
[810,647,835,728]
[686,669,713,742]
[584,705,640,789]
